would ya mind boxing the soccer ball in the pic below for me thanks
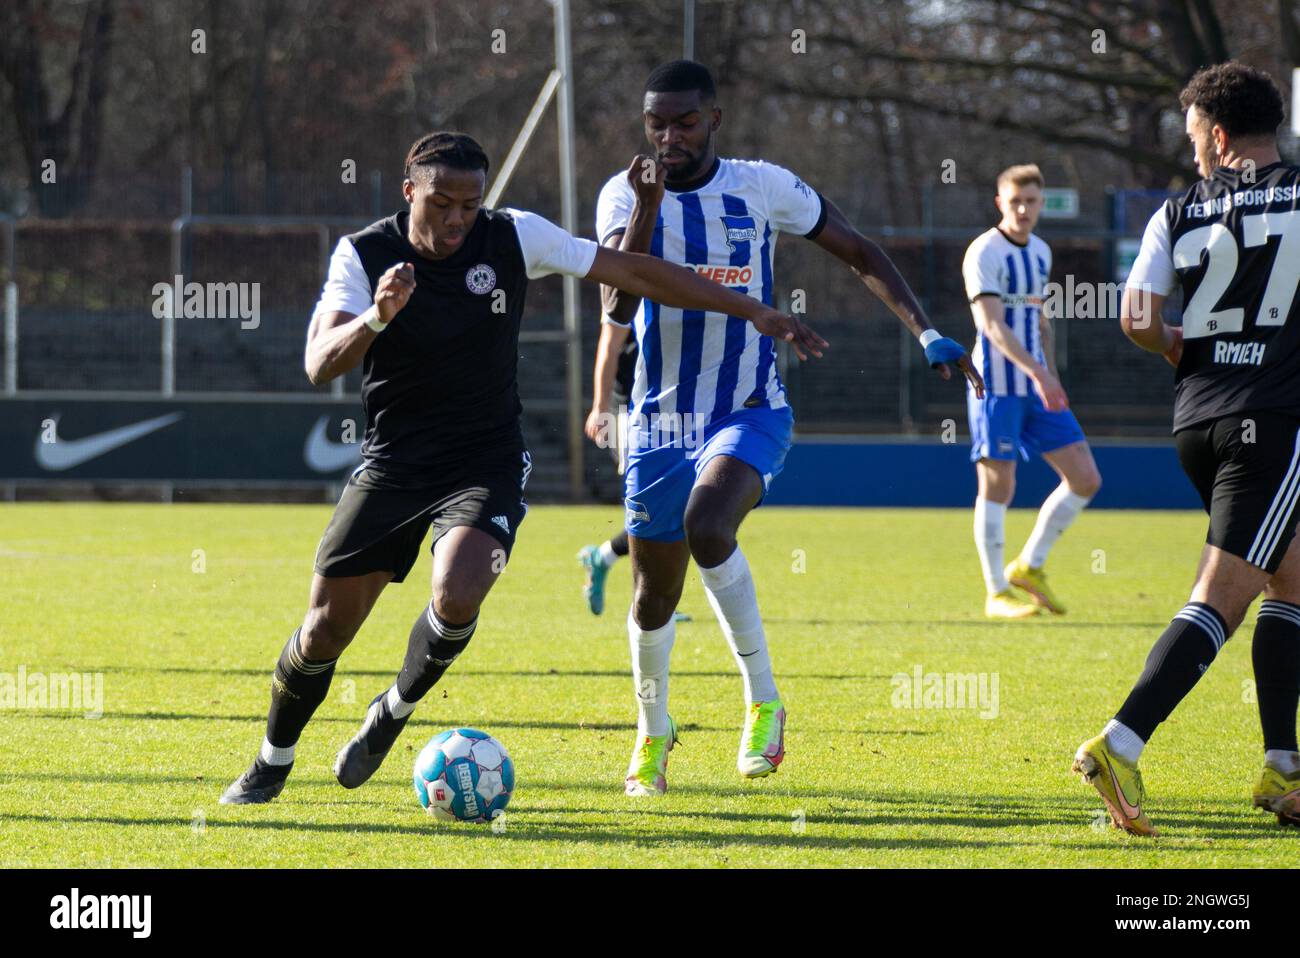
[412,728,514,823]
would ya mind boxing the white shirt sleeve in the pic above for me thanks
[311,238,373,320]
[506,208,599,280]
[1126,203,1177,296]
[962,237,1004,302]
[595,175,635,245]
[760,162,825,236]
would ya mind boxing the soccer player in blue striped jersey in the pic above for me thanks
[598,60,983,795]
[962,164,1101,620]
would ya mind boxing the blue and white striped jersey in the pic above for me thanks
[962,228,1052,397]
[596,158,825,449]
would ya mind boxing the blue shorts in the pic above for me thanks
[968,390,1086,462]
[623,405,793,542]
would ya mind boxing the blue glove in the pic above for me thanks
[923,336,966,368]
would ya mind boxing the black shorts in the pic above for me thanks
[1176,410,1300,574]
[314,446,532,583]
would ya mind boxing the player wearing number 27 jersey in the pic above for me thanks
[1074,62,1300,835]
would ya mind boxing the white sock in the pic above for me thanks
[386,683,416,720]
[599,541,620,567]
[1102,719,1146,765]
[1265,749,1300,775]
[1022,484,1092,568]
[699,546,779,705]
[628,608,675,736]
[259,737,295,766]
[974,497,1009,593]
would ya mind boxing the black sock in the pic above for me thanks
[1253,600,1300,753]
[395,604,477,704]
[610,529,630,557]
[1115,602,1229,742]
[265,628,338,750]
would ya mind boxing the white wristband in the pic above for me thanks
[919,329,941,349]
[364,308,387,333]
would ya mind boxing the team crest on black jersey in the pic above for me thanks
[466,264,497,295]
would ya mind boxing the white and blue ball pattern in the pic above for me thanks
[413,728,514,823]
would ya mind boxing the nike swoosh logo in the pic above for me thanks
[1105,756,1142,820]
[34,412,184,471]
[304,415,362,473]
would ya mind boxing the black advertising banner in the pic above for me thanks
[0,397,366,481]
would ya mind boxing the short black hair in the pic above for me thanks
[404,132,490,180]
[644,60,716,101]
[1179,62,1284,139]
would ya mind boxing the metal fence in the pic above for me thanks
[0,173,1179,500]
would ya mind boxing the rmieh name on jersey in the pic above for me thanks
[1129,162,1300,431]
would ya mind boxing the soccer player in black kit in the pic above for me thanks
[1074,63,1300,834]
[220,132,825,804]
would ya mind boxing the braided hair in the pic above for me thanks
[404,132,490,182]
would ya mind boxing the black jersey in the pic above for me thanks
[1129,162,1300,431]
[313,207,597,479]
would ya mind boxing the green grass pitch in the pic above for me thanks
[1,502,1296,867]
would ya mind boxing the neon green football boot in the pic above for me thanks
[1253,761,1300,825]
[624,715,679,797]
[1072,733,1158,836]
[985,588,1040,620]
[739,699,786,778]
[1006,558,1066,615]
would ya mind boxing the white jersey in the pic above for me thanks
[962,228,1052,398]
[595,158,825,446]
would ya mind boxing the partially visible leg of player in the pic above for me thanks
[1007,440,1101,615]
[624,534,690,795]
[1074,546,1266,834]
[1252,523,1300,822]
[1076,412,1300,833]
[221,570,391,804]
[975,458,1039,619]
[683,454,787,777]
[577,528,629,615]
[335,526,505,788]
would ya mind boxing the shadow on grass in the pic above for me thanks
[0,810,1056,852]
[82,664,880,682]
[3,797,1280,851]
[15,714,922,738]
[766,618,1171,630]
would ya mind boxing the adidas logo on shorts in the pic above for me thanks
[490,515,510,534]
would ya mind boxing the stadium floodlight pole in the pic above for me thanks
[317,224,346,399]
[1293,68,1300,137]
[553,0,583,501]
[165,217,183,396]
[484,69,560,209]
[483,4,581,498]
[1,213,15,395]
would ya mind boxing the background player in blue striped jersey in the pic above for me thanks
[597,60,983,795]
[963,165,1102,620]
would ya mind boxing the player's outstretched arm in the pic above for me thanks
[812,197,983,395]
[586,246,828,361]
[305,262,414,385]
[585,320,631,443]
